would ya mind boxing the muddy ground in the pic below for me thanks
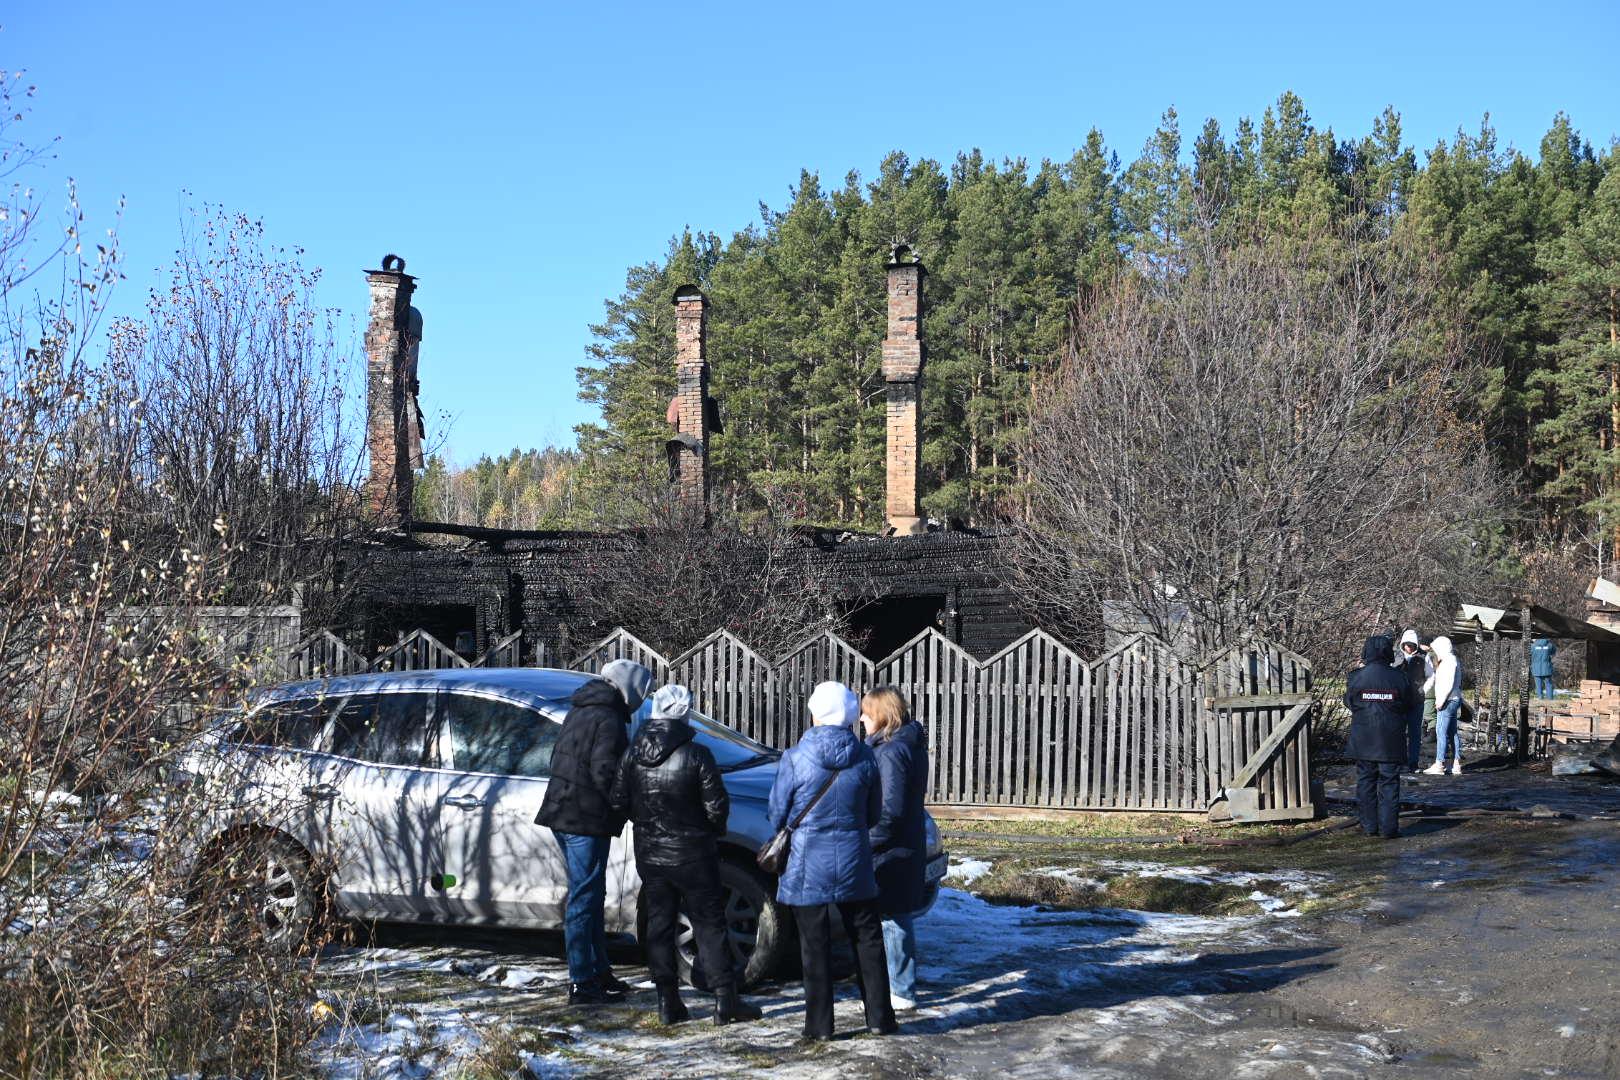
[309,762,1620,1079]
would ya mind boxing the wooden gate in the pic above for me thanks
[1202,641,1315,821]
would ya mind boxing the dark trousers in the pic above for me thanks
[1356,760,1402,838]
[641,857,734,991]
[1535,674,1555,699]
[793,899,894,1038]
[1405,703,1426,771]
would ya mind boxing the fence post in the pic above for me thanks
[1518,604,1532,762]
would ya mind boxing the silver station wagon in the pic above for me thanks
[174,668,948,986]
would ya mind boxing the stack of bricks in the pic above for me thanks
[364,255,419,526]
[882,247,925,535]
[1554,679,1620,739]
[672,284,710,517]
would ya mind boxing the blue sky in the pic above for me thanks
[8,1,1619,463]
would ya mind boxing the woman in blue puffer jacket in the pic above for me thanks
[767,681,897,1040]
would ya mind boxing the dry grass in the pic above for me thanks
[970,866,1261,916]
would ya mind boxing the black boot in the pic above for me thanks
[713,983,763,1026]
[568,978,624,1005]
[656,982,690,1024]
[597,968,634,995]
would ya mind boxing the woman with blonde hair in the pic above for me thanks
[861,686,929,1011]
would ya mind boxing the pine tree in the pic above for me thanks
[1121,107,1189,272]
[1404,119,1544,484]
[1533,157,1620,553]
[574,230,718,520]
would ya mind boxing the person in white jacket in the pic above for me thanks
[1422,635,1464,775]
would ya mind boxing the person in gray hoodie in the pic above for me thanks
[534,658,653,1004]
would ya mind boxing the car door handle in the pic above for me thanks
[442,794,486,809]
[303,783,338,801]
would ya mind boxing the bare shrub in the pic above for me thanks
[1013,223,1508,668]
[0,79,355,1077]
[121,206,363,625]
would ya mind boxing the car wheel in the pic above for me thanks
[643,857,785,990]
[197,832,322,950]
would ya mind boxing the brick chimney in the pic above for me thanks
[882,246,926,535]
[363,254,423,525]
[669,284,711,518]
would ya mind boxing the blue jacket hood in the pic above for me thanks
[869,719,925,753]
[799,723,863,770]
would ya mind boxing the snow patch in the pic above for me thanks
[944,857,993,884]
[1247,890,1296,914]
[313,1007,486,1080]
[1031,866,1106,890]
[915,886,1298,1027]
[499,966,563,990]
[1094,859,1325,897]
[521,1053,582,1078]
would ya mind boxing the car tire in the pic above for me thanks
[193,831,324,951]
[640,857,787,990]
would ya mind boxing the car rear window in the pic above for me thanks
[328,692,432,767]
[441,693,560,778]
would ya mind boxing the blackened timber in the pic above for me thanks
[340,527,1032,665]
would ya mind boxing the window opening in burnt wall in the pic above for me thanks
[368,603,478,658]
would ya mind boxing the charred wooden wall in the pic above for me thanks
[338,527,1031,664]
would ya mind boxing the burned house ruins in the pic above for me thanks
[339,248,1029,664]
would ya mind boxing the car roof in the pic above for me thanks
[255,667,597,709]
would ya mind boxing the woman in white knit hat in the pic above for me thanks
[767,681,897,1040]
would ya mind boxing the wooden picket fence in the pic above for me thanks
[284,627,525,679]
[281,624,1315,819]
[565,625,1313,819]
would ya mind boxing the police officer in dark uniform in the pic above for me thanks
[1344,634,1414,839]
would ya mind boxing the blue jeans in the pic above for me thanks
[552,830,612,984]
[882,914,917,1002]
[1435,699,1463,767]
[1535,675,1555,700]
[1406,703,1425,771]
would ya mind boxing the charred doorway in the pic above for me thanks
[365,602,479,658]
[850,593,950,661]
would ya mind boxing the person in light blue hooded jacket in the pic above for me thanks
[768,681,896,1040]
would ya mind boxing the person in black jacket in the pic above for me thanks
[1393,630,1430,771]
[534,659,653,1004]
[1344,634,1414,839]
[861,687,928,1011]
[610,684,762,1026]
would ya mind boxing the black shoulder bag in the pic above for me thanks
[756,769,839,875]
